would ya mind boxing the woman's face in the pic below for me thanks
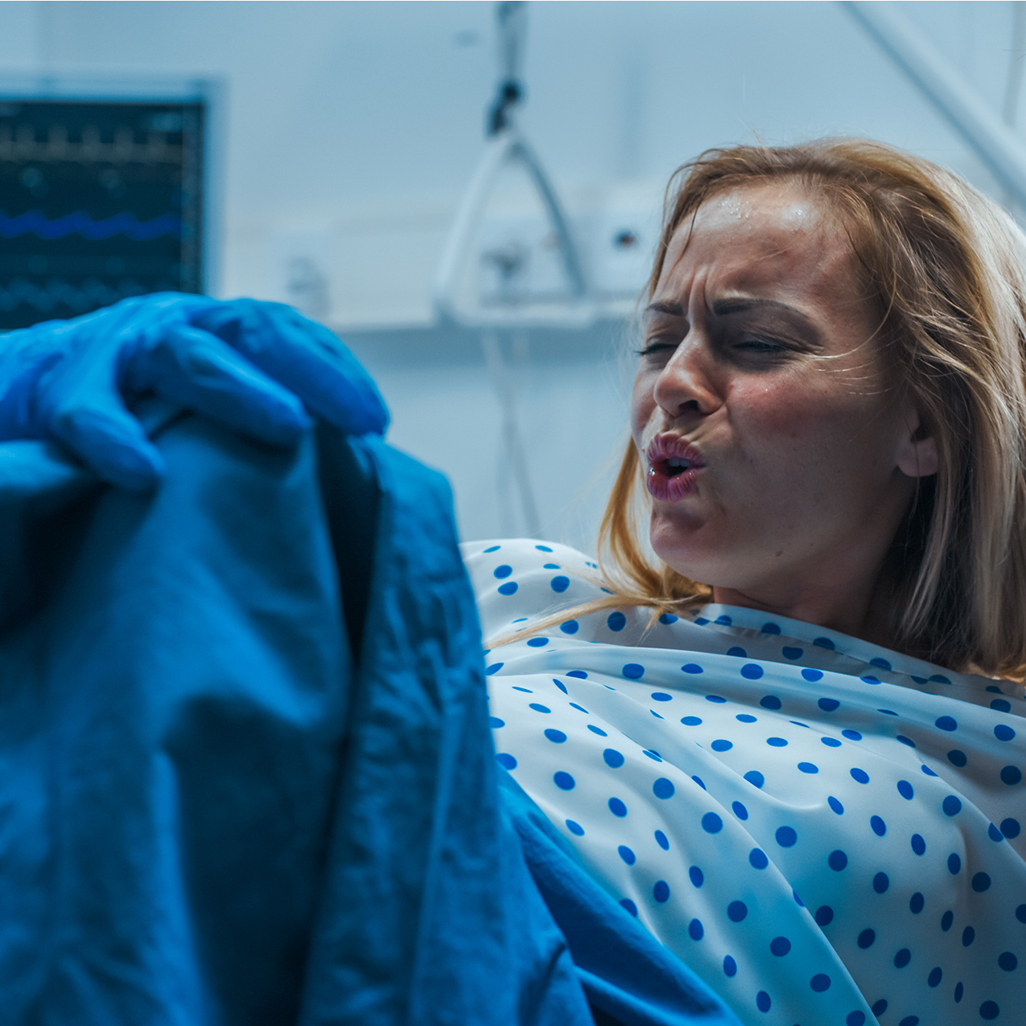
[630,183,935,633]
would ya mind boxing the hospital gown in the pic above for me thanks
[465,538,1026,1026]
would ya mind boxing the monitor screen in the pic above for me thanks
[0,98,205,331]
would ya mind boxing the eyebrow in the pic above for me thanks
[644,300,685,318]
[644,297,812,321]
[712,297,807,319]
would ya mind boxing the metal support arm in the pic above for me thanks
[843,1,1026,209]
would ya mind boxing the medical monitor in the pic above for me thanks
[0,82,214,331]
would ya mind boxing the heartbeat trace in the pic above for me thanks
[0,277,145,315]
[0,210,181,242]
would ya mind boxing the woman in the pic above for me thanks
[1,138,1022,1026]
[463,140,1026,1025]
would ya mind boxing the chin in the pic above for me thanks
[649,521,718,585]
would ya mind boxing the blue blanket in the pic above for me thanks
[0,403,740,1025]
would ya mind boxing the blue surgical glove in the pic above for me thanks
[0,293,388,490]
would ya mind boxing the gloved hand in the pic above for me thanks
[0,293,388,490]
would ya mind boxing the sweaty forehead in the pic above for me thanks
[657,184,858,306]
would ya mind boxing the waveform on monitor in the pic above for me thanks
[0,210,181,242]
[0,277,144,316]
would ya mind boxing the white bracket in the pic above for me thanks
[433,128,594,329]
[843,1,1026,209]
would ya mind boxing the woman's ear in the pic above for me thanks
[896,410,938,479]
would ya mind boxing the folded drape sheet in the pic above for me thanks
[0,406,740,1026]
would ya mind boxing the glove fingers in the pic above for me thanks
[50,400,166,491]
[193,302,389,436]
[126,325,312,446]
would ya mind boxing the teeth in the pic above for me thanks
[667,457,690,470]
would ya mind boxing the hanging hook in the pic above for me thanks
[487,1,527,136]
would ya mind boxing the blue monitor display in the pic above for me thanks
[0,98,205,330]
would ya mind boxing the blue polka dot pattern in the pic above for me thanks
[465,538,1026,1026]
[828,849,848,871]
[702,813,723,834]
[653,777,675,799]
[727,900,747,922]
[776,826,797,847]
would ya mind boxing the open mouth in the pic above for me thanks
[663,456,692,478]
[645,435,705,500]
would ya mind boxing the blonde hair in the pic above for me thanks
[568,138,1026,681]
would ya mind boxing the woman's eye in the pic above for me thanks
[733,336,789,355]
[636,338,680,358]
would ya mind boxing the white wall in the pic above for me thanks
[1,1,1024,549]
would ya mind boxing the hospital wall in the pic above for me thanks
[0,0,1020,551]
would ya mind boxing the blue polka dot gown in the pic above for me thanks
[464,538,1026,1026]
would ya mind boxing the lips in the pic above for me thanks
[645,433,705,501]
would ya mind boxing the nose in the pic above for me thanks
[651,331,722,420]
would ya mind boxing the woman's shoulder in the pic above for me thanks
[461,538,607,638]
